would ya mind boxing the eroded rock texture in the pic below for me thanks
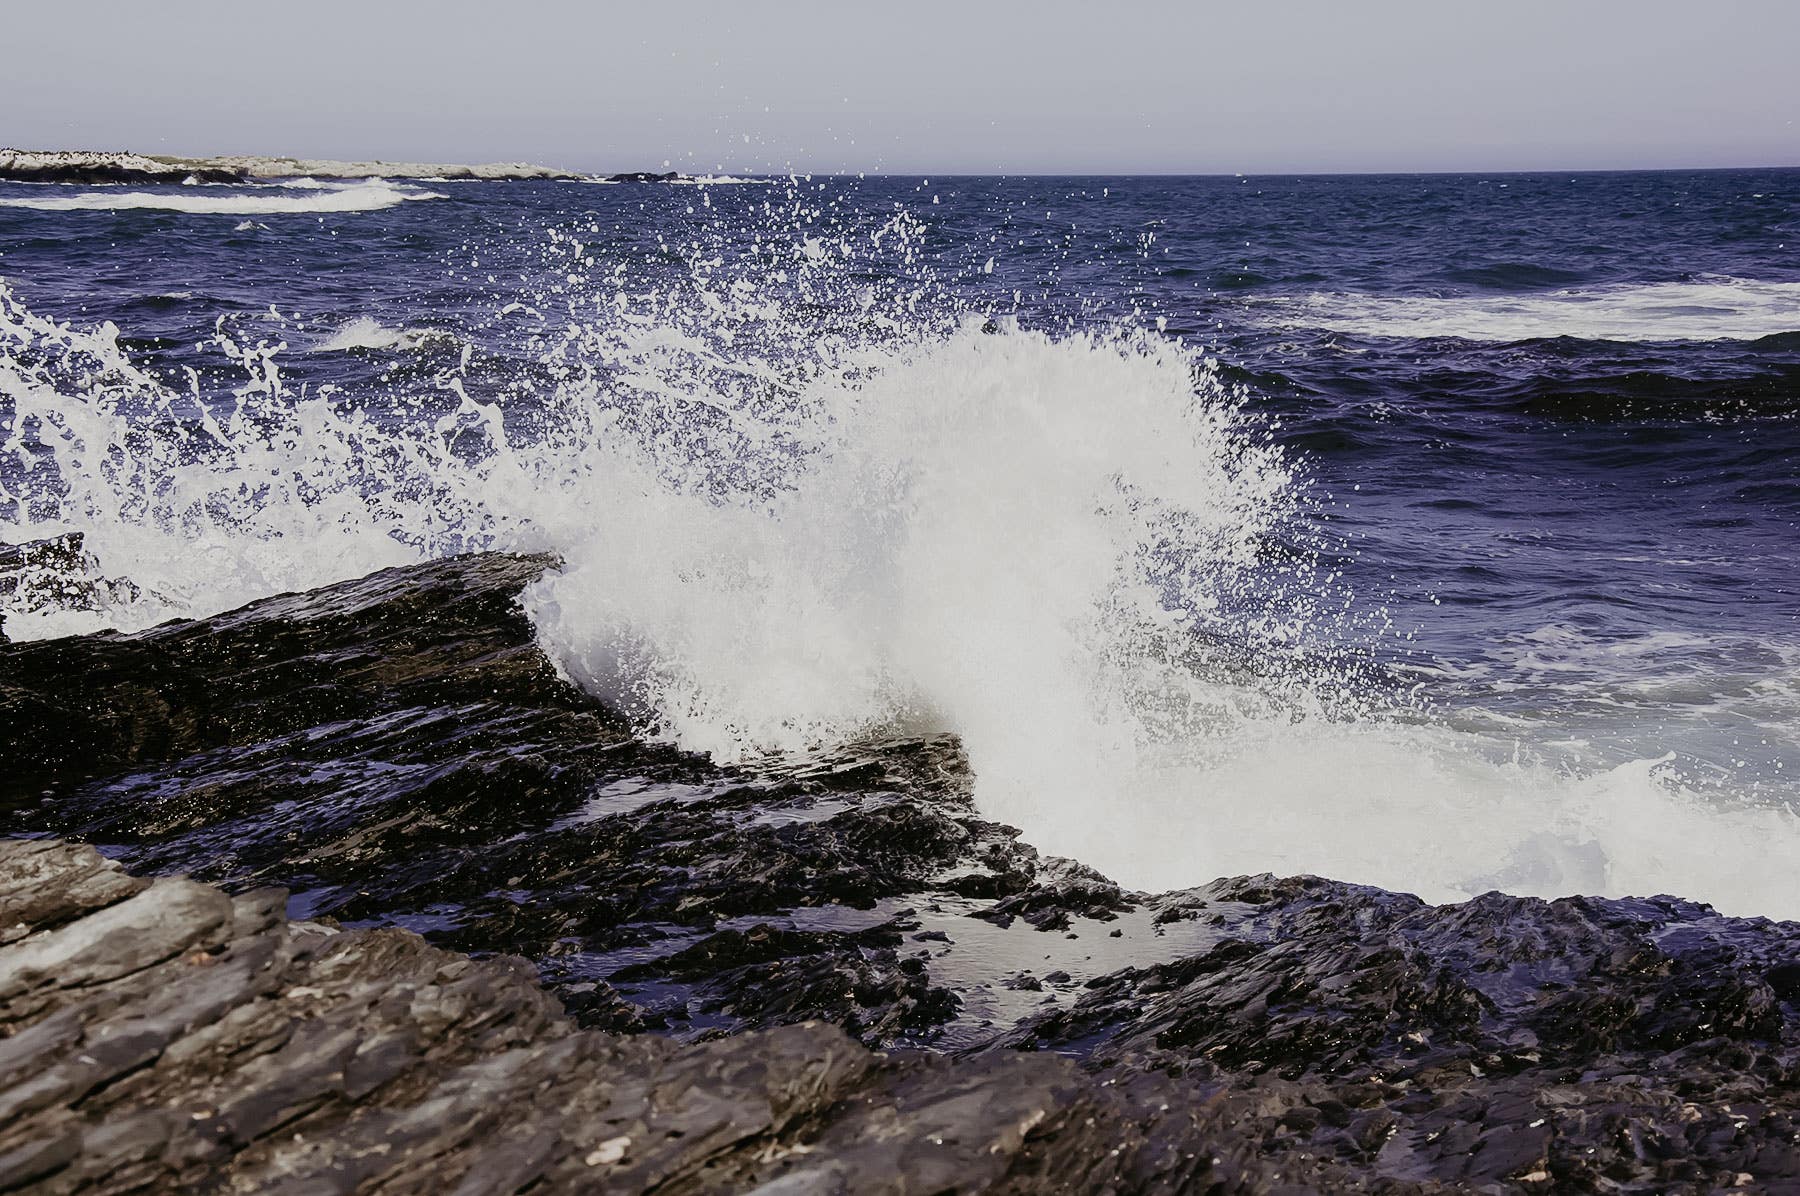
[1,840,1281,1194]
[2,548,1798,1193]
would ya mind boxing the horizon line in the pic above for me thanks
[11,147,1800,180]
[755,163,1800,178]
[14,146,1800,180]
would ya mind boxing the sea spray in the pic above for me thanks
[518,315,1800,915]
[2,202,1796,916]
[526,321,1299,780]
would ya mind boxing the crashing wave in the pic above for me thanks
[2,210,1797,918]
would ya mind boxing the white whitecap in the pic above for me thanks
[0,179,447,215]
[313,316,455,353]
[1267,278,1800,343]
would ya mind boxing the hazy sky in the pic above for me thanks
[6,0,1797,174]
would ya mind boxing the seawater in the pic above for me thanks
[2,170,1796,915]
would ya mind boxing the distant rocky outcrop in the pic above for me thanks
[2,543,1799,1191]
[191,155,578,182]
[0,151,241,186]
[0,150,581,185]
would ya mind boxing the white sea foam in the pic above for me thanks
[314,316,456,353]
[0,180,445,215]
[3,235,1797,919]
[580,176,772,186]
[1268,278,1800,342]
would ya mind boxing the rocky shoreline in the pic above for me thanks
[2,546,1798,1192]
[0,150,702,186]
[0,839,1255,1193]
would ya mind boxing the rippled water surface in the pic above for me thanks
[2,169,1796,913]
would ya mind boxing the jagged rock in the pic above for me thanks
[3,552,1799,1191]
[0,841,1283,1194]
[0,551,594,783]
[0,555,1053,1048]
[999,876,1800,1191]
[969,857,1135,930]
[0,840,146,939]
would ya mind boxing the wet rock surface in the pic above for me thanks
[2,549,1798,1192]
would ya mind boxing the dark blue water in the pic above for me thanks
[2,170,1797,909]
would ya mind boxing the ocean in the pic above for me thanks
[1,169,1796,917]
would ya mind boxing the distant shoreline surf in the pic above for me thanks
[0,148,767,187]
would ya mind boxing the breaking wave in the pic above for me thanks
[2,220,1797,918]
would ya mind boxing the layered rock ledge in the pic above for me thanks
[0,839,1255,1193]
[2,547,1799,1192]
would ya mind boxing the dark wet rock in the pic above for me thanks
[607,171,682,183]
[0,553,1050,1049]
[3,551,1800,1191]
[1000,877,1800,1190]
[0,550,598,785]
[970,857,1135,930]
[606,919,963,1044]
